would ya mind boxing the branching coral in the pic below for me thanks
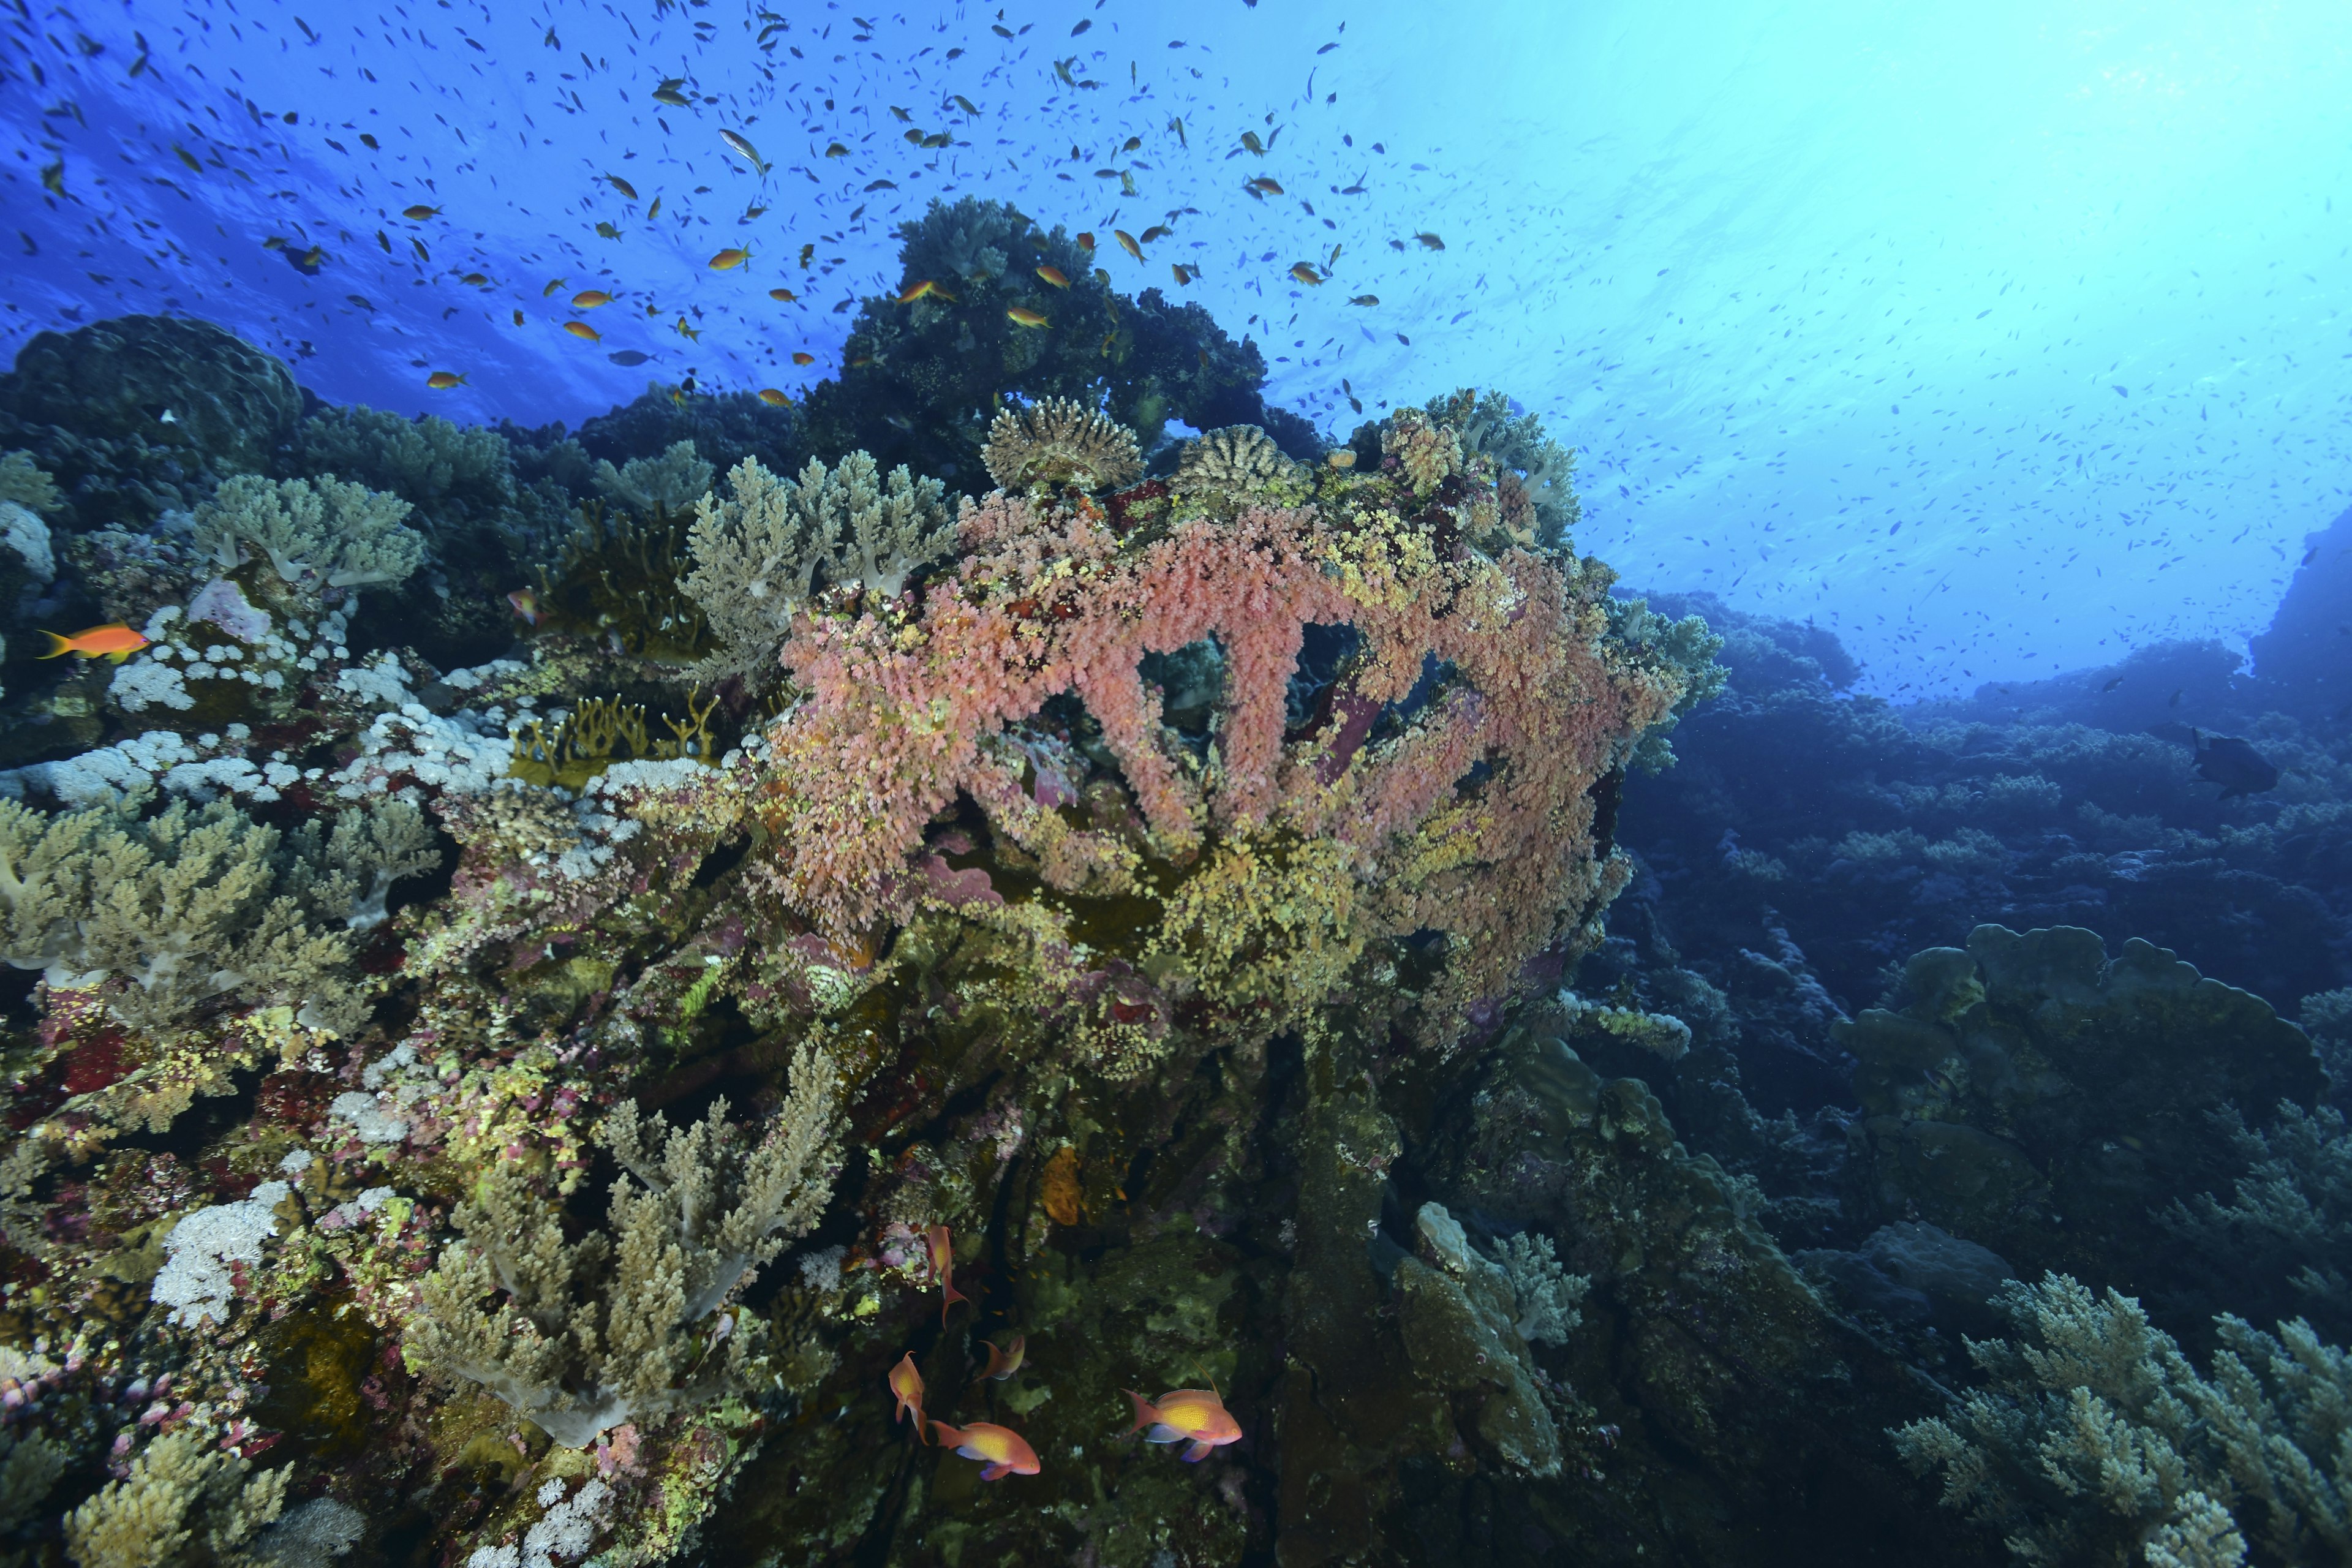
[2166,1102,2352,1343]
[592,438,715,518]
[979,398,1143,493]
[0,795,438,1032]
[407,1045,842,1447]
[0,450,61,514]
[64,1431,288,1568]
[682,451,951,682]
[1894,1273,2352,1567]
[192,473,427,601]
[293,405,517,517]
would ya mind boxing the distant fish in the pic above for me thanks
[507,589,540,626]
[1114,229,1144,261]
[2101,676,2124,692]
[1006,307,1050,329]
[981,1335,1026,1381]
[652,84,692,108]
[1035,264,1070,288]
[402,204,441,220]
[1414,232,1445,251]
[2190,730,2278,801]
[425,371,469,389]
[1348,294,1379,306]
[894,278,955,304]
[571,289,614,309]
[543,278,567,296]
[564,321,601,341]
[1290,263,1324,285]
[768,287,798,303]
[926,1224,968,1325]
[708,247,752,270]
[1240,130,1265,156]
[607,349,652,366]
[791,350,816,365]
[39,623,149,662]
[825,142,850,158]
[1170,263,1198,285]
[605,174,638,200]
[720,129,767,173]
[1246,176,1283,197]
[758,388,790,406]
[1075,232,1096,255]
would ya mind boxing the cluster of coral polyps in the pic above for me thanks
[750,415,1691,1069]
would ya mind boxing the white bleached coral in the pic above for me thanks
[151,1180,292,1327]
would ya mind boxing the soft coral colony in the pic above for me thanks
[0,210,1733,1564]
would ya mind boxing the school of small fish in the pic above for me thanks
[0,4,2339,698]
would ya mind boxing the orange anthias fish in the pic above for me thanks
[888,1352,928,1439]
[1124,1386,1243,1462]
[563,321,602,341]
[894,278,956,304]
[571,289,614,309]
[791,350,816,366]
[758,388,790,407]
[980,1335,1026,1381]
[1005,307,1049,330]
[927,1224,968,1325]
[506,589,540,627]
[1113,228,1144,262]
[709,247,752,271]
[1290,262,1325,285]
[927,1420,1039,1482]
[39,623,149,662]
[1034,264,1069,288]
[426,371,469,390]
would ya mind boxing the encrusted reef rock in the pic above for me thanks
[1840,924,2327,1292]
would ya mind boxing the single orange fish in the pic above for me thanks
[894,278,956,304]
[1289,262,1324,285]
[767,287,798,303]
[1074,232,1096,254]
[758,388,790,407]
[605,173,639,200]
[1005,307,1049,330]
[927,1224,968,1325]
[564,321,602,341]
[1170,263,1197,285]
[888,1352,928,1440]
[1124,1385,1243,1462]
[426,371,469,390]
[39,623,149,662]
[1113,229,1143,262]
[571,289,614,308]
[401,204,440,221]
[1245,176,1283,197]
[506,589,540,627]
[1034,264,1069,288]
[980,1335,1025,1381]
[709,247,752,271]
[791,350,816,366]
[927,1420,1039,1482]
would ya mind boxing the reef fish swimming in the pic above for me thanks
[887,1353,926,1438]
[927,1224,968,1325]
[2190,730,2280,799]
[38,623,150,661]
[925,1421,1039,1481]
[1123,1386,1243,1461]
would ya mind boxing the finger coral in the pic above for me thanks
[682,451,951,682]
[407,1046,842,1447]
[979,398,1144,493]
[191,472,428,603]
[63,1430,288,1568]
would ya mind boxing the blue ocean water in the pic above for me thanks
[6,0,2344,697]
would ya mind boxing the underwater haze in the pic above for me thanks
[4,2,2352,1567]
[6,0,2347,693]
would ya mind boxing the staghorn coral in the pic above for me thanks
[192,473,428,603]
[979,398,1143,493]
[1894,1273,2352,1567]
[2166,1102,2352,1343]
[0,794,439,1033]
[682,451,951,682]
[592,439,715,518]
[64,1430,289,1568]
[1172,423,1298,503]
[407,1047,842,1447]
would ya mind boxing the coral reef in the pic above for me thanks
[192,475,427,606]
[978,398,1143,494]
[1895,1273,2352,1567]
[681,451,951,684]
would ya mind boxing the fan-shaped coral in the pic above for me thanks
[978,398,1144,493]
